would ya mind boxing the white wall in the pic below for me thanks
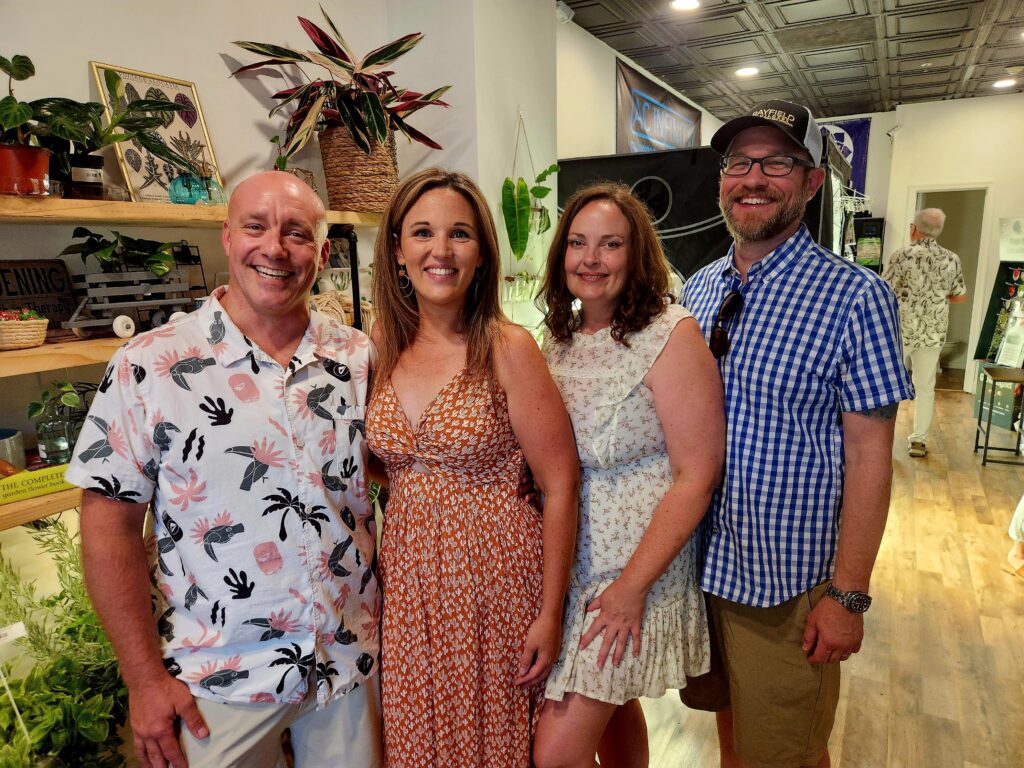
[556,20,722,161]
[386,0,480,179]
[883,93,1024,389]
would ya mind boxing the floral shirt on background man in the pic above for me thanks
[64,287,377,708]
[882,236,967,348]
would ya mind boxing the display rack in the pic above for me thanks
[1,197,379,527]
[0,488,81,531]
[0,197,382,229]
[0,337,126,379]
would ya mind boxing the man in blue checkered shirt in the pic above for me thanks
[679,101,912,768]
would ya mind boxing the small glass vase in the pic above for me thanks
[36,413,72,465]
[203,176,227,205]
[168,173,209,205]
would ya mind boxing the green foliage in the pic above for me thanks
[502,163,559,262]
[0,53,195,175]
[0,54,39,145]
[59,227,174,277]
[232,4,450,164]
[30,69,198,174]
[0,521,127,767]
[26,381,82,421]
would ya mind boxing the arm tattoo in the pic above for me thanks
[856,402,899,420]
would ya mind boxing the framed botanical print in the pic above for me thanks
[89,62,223,203]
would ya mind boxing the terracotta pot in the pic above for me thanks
[0,145,52,196]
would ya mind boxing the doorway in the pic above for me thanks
[915,189,987,391]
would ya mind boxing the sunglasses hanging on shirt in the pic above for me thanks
[710,290,744,359]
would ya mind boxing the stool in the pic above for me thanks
[974,365,1024,466]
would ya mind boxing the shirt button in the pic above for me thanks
[294,437,304,449]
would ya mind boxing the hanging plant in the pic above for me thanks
[500,114,558,263]
[231,5,451,169]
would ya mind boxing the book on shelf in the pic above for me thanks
[0,463,74,505]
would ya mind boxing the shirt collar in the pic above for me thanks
[719,224,813,287]
[202,287,328,370]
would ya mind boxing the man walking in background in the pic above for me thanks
[883,207,967,458]
[681,100,912,767]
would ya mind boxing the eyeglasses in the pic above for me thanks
[709,290,744,359]
[720,155,816,177]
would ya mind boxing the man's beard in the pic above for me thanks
[719,186,809,245]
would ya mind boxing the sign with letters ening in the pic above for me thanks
[615,60,700,154]
[0,259,77,322]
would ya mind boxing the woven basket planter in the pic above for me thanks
[0,318,48,350]
[319,127,398,214]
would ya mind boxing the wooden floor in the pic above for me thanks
[641,390,1024,767]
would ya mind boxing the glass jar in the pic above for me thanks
[168,173,209,205]
[36,411,72,465]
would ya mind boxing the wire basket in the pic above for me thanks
[0,318,48,350]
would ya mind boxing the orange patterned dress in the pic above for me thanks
[365,369,543,768]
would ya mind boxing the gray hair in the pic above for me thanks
[914,208,945,238]
[315,217,329,251]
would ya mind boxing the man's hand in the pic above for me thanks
[801,596,863,665]
[130,675,209,768]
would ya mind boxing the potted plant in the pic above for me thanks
[0,53,52,195]
[59,226,175,277]
[0,519,128,765]
[31,68,200,199]
[26,380,90,465]
[232,7,450,212]
[0,306,48,350]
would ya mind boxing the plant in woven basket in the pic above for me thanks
[0,308,43,322]
[231,5,451,169]
[0,307,48,351]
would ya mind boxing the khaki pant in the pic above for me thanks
[178,674,383,768]
[680,583,841,768]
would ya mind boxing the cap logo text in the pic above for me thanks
[752,108,795,127]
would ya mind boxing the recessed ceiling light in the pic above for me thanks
[735,67,760,77]
[993,78,1017,89]
[919,62,933,69]
[671,0,701,10]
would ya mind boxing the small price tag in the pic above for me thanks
[0,622,26,646]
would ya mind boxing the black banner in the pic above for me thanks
[557,146,840,280]
[558,148,728,279]
[616,60,701,154]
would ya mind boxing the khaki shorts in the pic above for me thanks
[680,582,840,768]
[178,674,383,768]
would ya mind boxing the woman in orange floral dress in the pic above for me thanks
[365,167,579,767]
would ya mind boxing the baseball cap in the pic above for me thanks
[711,100,823,167]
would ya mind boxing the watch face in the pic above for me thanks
[847,592,872,613]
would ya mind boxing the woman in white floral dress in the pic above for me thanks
[533,183,726,768]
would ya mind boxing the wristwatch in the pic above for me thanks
[825,581,872,614]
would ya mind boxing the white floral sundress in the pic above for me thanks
[542,303,710,705]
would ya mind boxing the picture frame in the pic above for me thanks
[89,62,223,204]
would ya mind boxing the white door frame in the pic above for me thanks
[903,182,992,394]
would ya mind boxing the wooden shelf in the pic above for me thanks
[0,197,381,228]
[0,488,81,531]
[0,337,126,378]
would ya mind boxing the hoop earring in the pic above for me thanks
[397,265,414,297]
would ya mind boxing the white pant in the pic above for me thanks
[905,346,942,445]
[178,674,383,768]
[1011,494,1024,544]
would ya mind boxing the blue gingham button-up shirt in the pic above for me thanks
[683,225,912,607]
